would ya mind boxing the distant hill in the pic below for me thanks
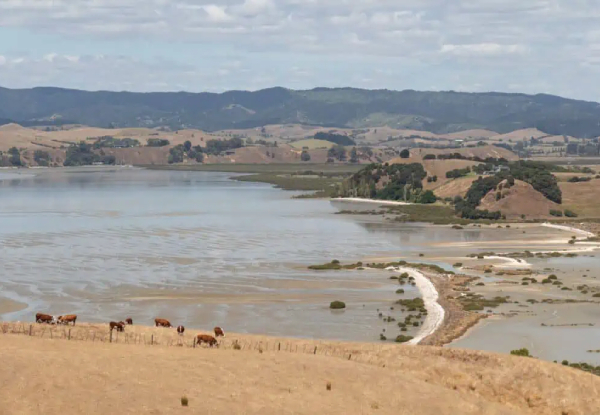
[1,86,600,137]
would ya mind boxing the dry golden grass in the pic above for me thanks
[560,179,600,218]
[480,179,560,219]
[1,322,599,414]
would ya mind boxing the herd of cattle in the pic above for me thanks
[35,313,225,347]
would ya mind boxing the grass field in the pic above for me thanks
[145,164,362,196]
[1,322,599,415]
[289,139,335,149]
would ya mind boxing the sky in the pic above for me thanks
[0,0,599,100]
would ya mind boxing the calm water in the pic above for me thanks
[1,167,598,351]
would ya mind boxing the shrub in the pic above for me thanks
[147,138,170,147]
[548,275,558,280]
[476,282,485,286]
[417,190,437,204]
[330,301,346,309]
[233,341,241,350]
[379,333,387,341]
[453,262,463,267]
[564,209,578,218]
[423,154,436,160]
[510,348,531,357]
[395,335,414,343]
[562,360,569,366]
[181,396,189,407]
[396,289,405,294]
[549,209,563,217]
[326,382,332,391]
[399,149,410,158]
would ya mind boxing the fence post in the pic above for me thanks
[29,325,32,336]
[314,346,317,355]
[109,330,113,343]
[151,334,154,346]
[278,342,281,351]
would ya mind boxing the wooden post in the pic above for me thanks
[29,325,32,336]
[151,334,154,346]
[348,354,352,360]
[109,330,113,343]
[278,342,281,351]
[68,329,71,340]
[314,346,317,355]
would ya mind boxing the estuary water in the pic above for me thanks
[0,166,587,345]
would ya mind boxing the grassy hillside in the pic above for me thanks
[2,86,600,136]
[1,324,599,414]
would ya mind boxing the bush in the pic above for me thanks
[146,138,170,147]
[549,209,563,217]
[301,150,311,162]
[181,396,189,407]
[510,348,531,357]
[564,209,578,218]
[395,335,414,343]
[417,190,436,204]
[423,154,436,160]
[396,289,405,294]
[330,301,346,309]
[399,149,410,158]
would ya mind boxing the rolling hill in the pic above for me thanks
[1,86,600,137]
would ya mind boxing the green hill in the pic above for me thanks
[1,86,600,136]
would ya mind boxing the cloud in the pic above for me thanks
[0,0,598,100]
[441,43,527,57]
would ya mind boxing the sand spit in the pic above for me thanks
[389,267,445,345]
[542,222,596,238]
[331,197,412,206]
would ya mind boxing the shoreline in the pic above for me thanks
[542,222,596,238]
[389,266,445,345]
[330,197,413,206]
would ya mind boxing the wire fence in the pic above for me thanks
[0,322,385,365]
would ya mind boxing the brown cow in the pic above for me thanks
[214,327,225,337]
[35,313,56,324]
[125,318,133,325]
[195,334,218,347]
[155,318,172,328]
[58,314,77,326]
[109,321,125,332]
[177,325,185,336]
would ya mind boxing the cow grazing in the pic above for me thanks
[195,334,218,347]
[35,313,55,324]
[58,314,77,326]
[109,321,125,332]
[214,327,225,337]
[177,325,185,336]
[125,318,133,325]
[155,318,172,328]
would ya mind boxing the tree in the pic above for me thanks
[418,190,437,204]
[328,145,346,162]
[183,140,192,152]
[350,147,359,163]
[301,150,311,162]
[8,147,21,166]
[400,149,410,158]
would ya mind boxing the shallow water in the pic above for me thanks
[2,167,600,356]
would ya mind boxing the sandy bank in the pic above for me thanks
[389,267,445,345]
[542,222,596,238]
[331,197,412,206]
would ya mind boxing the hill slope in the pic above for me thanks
[1,328,599,415]
[2,86,600,136]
